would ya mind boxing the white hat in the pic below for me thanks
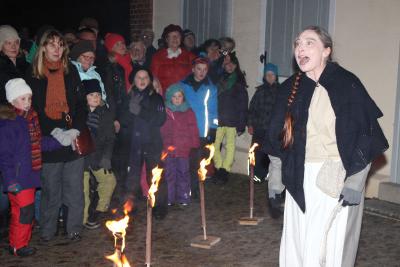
[0,25,20,50]
[5,78,32,103]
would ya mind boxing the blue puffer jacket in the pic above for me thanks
[180,75,218,138]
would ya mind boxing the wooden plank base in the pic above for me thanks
[238,217,265,225]
[190,235,221,249]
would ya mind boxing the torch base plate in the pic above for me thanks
[190,235,221,249]
[238,216,265,225]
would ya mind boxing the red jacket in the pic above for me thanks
[151,48,196,96]
[161,108,199,158]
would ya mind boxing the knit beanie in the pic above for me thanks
[69,40,95,60]
[128,65,153,84]
[192,56,209,66]
[82,79,102,96]
[0,25,20,50]
[264,63,278,76]
[104,33,125,52]
[183,29,195,38]
[79,17,99,31]
[161,24,183,40]
[5,78,32,103]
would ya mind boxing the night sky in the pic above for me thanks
[0,0,131,41]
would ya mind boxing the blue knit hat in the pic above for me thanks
[264,63,278,76]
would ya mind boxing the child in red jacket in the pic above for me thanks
[161,84,199,205]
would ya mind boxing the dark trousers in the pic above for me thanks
[0,180,9,236]
[189,138,210,197]
[8,188,35,249]
[112,129,132,199]
[252,130,270,180]
[40,158,84,239]
[125,148,168,211]
[165,157,190,204]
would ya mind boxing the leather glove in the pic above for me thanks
[8,183,22,194]
[339,187,362,207]
[206,128,217,144]
[129,94,143,115]
[51,128,72,146]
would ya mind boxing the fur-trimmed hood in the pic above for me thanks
[0,104,16,120]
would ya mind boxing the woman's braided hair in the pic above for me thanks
[280,72,302,149]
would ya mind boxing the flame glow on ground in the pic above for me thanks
[197,144,215,181]
[105,200,133,267]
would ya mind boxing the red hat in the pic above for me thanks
[104,33,125,52]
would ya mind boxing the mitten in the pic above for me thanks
[51,128,72,146]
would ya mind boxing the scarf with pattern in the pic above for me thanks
[15,107,42,171]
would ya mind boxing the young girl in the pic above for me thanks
[0,78,63,256]
[161,84,199,205]
[81,79,116,229]
[213,52,248,184]
[125,66,167,219]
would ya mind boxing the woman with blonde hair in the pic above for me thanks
[26,29,87,243]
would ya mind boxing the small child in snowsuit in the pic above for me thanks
[81,79,116,229]
[161,84,199,205]
[0,78,63,256]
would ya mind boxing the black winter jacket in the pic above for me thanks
[0,53,29,104]
[217,74,248,132]
[85,105,115,169]
[25,63,87,163]
[248,82,278,132]
[264,62,389,212]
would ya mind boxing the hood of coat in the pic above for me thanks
[0,104,16,121]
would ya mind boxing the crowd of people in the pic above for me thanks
[0,17,389,267]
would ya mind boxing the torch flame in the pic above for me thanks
[148,166,164,207]
[197,144,215,181]
[105,200,133,266]
[249,143,259,167]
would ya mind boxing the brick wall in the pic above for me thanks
[129,0,153,41]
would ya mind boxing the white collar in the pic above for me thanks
[167,48,182,59]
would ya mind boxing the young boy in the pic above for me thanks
[0,78,62,256]
[161,84,199,205]
[180,57,218,198]
[81,79,116,229]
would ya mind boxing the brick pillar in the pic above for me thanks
[129,0,153,41]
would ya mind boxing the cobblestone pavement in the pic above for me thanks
[1,174,400,267]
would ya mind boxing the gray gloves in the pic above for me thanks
[339,163,371,207]
[129,94,143,115]
[51,128,80,147]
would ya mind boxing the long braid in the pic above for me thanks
[280,72,302,149]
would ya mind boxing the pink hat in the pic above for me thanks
[104,33,125,52]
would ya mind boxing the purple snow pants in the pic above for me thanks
[165,157,191,204]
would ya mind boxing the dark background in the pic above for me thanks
[0,0,131,41]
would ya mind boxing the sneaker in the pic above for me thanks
[179,203,188,207]
[83,221,101,230]
[68,232,82,242]
[9,246,36,257]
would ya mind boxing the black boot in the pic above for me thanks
[217,168,229,185]
[268,194,283,219]
[9,246,36,257]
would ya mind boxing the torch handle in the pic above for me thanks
[199,181,207,240]
[145,201,152,266]
[250,165,254,218]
